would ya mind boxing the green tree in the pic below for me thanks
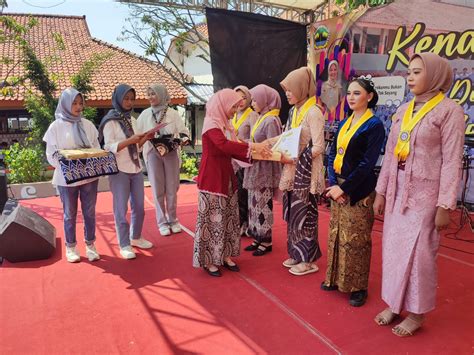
[1,15,60,141]
[3,141,47,183]
[22,43,58,142]
[70,52,114,124]
[119,3,208,102]
[0,15,38,96]
[2,15,113,141]
[180,150,199,178]
[335,0,392,11]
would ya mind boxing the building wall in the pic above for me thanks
[182,44,212,79]
[164,37,212,85]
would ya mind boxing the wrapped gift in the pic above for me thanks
[58,148,119,184]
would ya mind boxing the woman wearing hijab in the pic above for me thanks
[321,76,385,307]
[243,84,282,256]
[192,89,271,277]
[44,88,101,263]
[99,84,154,260]
[373,53,464,336]
[265,67,325,276]
[232,85,259,236]
[137,84,190,237]
[320,60,343,111]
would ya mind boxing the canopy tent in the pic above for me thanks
[117,0,335,23]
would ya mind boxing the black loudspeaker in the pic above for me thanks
[0,200,56,262]
[0,172,8,213]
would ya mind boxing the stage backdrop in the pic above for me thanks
[206,8,307,123]
[308,0,474,203]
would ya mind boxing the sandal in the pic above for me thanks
[289,262,319,276]
[374,308,398,326]
[282,258,298,268]
[392,314,424,337]
[252,244,272,256]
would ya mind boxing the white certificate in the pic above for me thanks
[271,126,302,159]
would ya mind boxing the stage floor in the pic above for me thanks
[0,184,473,354]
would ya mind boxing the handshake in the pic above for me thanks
[250,141,294,164]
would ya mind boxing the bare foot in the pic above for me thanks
[374,308,398,326]
[392,313,424,337]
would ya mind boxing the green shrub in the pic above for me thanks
[180,150,199,178]
[3,142,47,183]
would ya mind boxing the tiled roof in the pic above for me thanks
[194,23,208,39]
[0,13,187,107]
[359,0,473,33]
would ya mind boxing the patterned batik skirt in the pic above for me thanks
[324,192,375,293]
[248,187,273,244]
[236,168,249,229]
[283,191,321,263]
[193,190,240,268]
[282,143,322,263]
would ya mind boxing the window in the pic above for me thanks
[353,34,361,53]
[365,34,380,54]
[7,117,31,132]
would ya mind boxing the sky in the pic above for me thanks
[3,0,147,56]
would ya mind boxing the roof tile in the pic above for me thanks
[0,13,187,105]
[359,0,473,33]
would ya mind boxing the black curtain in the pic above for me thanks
[206,8,307,123]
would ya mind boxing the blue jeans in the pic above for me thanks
[108,171,145,248]
[58,180,99,247]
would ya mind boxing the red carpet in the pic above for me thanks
[0,184,473,354]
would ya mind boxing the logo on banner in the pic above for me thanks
[314,25,330,49]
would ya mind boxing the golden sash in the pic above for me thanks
[290,96,316,128]
[232,107,253,132]
[251,109,280,142]
[333,109,373,174]
[394,92,444,162]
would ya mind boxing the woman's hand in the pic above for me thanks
[118,133,146,151]
[280,153,295,164]
[325,185,346,204]
[137,132,155,147]
[128,133,145,145]
[373,193,385,215]
[251,142,273,159]
[144,131,155,141]
[435,206,450,232]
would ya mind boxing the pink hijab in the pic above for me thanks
[202,88,242,138]
[234,85,252,109]
[280,66,316,102]
[250,84,281,114]
[410,52,453,103]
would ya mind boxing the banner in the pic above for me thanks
[309,2,474,202]
[310,5,473,134]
